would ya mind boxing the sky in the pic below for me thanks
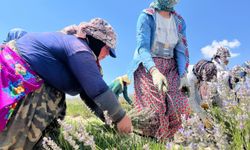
[1,0,250,98]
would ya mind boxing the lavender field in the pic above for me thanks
[42,74,250,150]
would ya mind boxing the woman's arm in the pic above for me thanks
[174,15,189,77]
[136,13,155,72]
[68,51,125,123]
[122,85,132,105]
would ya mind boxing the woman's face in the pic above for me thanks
[98,45,110,60]
[221,56,229,65]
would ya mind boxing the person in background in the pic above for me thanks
[229,61,250,89]
[238,61,250,97]
[211,47,231,72]
[199,47,231,107]
[109,74,133,105]
[0,18,132,149]
[229,61,250,103]
[128,0,190,140]
[186,59,217,128]
[186,47,231,129]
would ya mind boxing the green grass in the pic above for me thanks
[66,98,95,118]
[62,98,168,150]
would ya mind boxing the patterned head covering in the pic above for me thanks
[150,0,179,11]
[4,28,27,43]
[213,47,231,59]
[61,18,117,58]
[193,60,217,82]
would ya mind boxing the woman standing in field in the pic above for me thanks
[128,0,190,140]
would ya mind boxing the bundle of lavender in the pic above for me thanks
[127,107,157,132]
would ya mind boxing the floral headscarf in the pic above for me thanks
[213,47,231,59]
[61,18,117,50]
[4,28,27,43]
[150,0,179,11]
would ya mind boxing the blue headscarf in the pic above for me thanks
[150,0,179,11]
[4,28,27,43]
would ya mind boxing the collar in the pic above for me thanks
[212,58,226,71]
[143,8,175,15]
[143,8,181,33]
[143,8,156,15]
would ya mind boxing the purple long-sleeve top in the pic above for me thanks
[16,32,108,99]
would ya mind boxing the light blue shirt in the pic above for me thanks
[127,8,189,80]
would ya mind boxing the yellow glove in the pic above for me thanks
[203,118,213,129]
[150,67,168,93]
[201,103,209,110]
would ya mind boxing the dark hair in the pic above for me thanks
[86,35,106,57]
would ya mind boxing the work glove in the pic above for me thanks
[179,74,189,89]
[201,103,209,110]
[203,117,213,129]
[150,67,168,93]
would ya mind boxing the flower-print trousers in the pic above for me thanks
[134,58,190,140]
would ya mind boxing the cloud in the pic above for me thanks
[201,39,240,59]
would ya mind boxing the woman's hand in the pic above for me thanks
[116,115,133,134]
[179,74,190,96]
[150,67,168,93]
[179,74,189,89]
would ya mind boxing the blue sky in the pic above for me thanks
[1,0,250,96]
